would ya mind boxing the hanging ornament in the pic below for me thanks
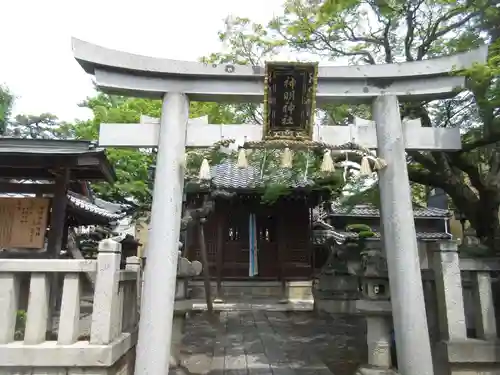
[218,138,232,155]
[237,148,248,168]
[372,157,388,171]
[303,150,310,181]
[320,150,335,173]
[260,151,268,179]
[280,147,293,168]
[198,158,211,180]
[359,156,373,176]
[343,152,349,182]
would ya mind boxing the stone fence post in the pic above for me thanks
[472,270,497,340]
[90,239,122,344]
[126,256,141,329]
[433,241,467,341]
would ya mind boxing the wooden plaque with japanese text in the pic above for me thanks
[263,62,318,141]
[0,198,49,249]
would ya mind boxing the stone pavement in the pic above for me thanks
[178,311,367,375]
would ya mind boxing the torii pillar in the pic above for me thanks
[71,38,487,375]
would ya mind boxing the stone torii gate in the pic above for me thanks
[71,38,487,375]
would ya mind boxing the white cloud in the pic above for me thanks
[0,0,285,122]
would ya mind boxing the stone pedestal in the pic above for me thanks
[355,300,400,375]
[367,315,392,367]
[170,255,202,367]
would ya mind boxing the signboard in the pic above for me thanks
[263,61,318,141]
[0,198,49,249]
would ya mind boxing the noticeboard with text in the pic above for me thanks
[263,62,318,141]
[0,198,49,249]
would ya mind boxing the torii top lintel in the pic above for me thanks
[71,38,487,104]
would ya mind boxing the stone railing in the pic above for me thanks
[0,238,140,375]
[431,242,500,375]
[318,241,500,375]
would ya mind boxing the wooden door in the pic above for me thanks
[279,202,313,279]
[222,203,250,277]
[220,202,280,279]
[255,210,279,278]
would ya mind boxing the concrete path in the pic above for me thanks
[178,311,366,375]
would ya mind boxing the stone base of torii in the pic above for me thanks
[71,38,487,375]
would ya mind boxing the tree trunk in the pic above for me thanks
[425,174,500,254]
[470,193,500,253]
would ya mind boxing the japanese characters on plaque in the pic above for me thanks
[264,62,318,141]
[0,198,49,249]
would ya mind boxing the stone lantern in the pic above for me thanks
[356,246,399,374]
[360,247,390,300]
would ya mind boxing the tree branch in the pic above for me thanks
[407,150,439,171]
[382,21,393,63]
[417,10,479,59]
[404,3,418,61]
[310,31,377,64]
[407,167,446,188]
[460,130,500,152]
[448,152,484,191]
[319,35,376,63]
[343,24,384,46]
[273,22,377,64]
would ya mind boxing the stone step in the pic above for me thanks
[188,299,315,312]
[188,281,314,301]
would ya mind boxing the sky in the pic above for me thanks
[0,0,286,122]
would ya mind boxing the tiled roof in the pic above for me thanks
[93,197,124,214]
[312,229,349,244]
[327,203,450,218]
[190,161,315,190]
[0,191,124,222]
[67,192,125,221]
[312,228,451,245]
[0,138,116,183]
[188,162,450,219]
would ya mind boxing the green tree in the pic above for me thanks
[212,0,500,251]
[0,85,66,138]
[201,16,287,124]
[0,85,14,135]
[64,94,243,209]
[8,113,64,139]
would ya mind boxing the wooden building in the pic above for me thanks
[0,138,122,258]
[184,161,331,282]
[313,202,452,244]
[312,202,452,273]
